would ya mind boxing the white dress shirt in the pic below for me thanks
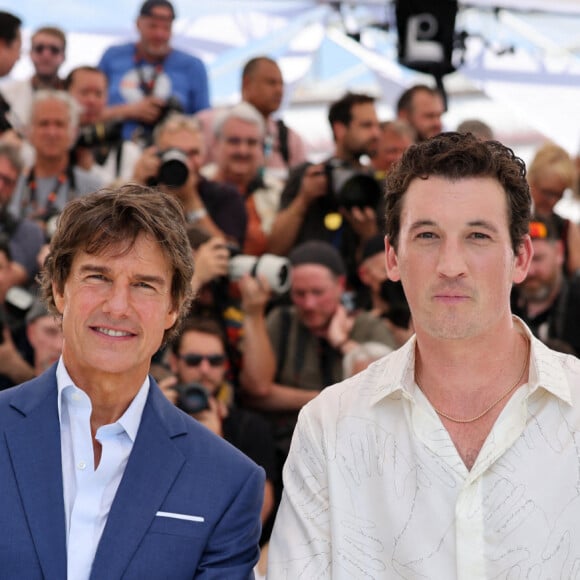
[268,320,580,579]
[57,359,149,580]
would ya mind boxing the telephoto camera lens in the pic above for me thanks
[157,148,190,187]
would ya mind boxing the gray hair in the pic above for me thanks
[0,141,23,174]
[153,112,203,145]
[342,341,393,378]
[379,119,417,142]
[213,101,265,138]
[456,118,494,141]
[31,89,80,132]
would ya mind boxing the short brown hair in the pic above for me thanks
[40,184,194,343]
[32,26,66,51]
[169,316,226,355]
[384,132,531,253]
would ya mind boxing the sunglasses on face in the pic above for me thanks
[32,44,62,56]
[179,353,226,367]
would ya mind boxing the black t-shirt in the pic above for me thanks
[198,177,247,248]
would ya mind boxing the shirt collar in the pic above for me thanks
[368,317,573,408]
[56,357,150,442]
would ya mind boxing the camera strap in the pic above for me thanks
[134,49,165,97]
[24,165,76,218]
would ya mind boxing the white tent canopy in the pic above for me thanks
[3,0,580,157]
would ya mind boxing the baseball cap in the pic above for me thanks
[288,241,346,277]
[139,0,175,19]
[360,234,385,262]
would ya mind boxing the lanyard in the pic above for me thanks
[134,48,165,96]
[24,166,74,218]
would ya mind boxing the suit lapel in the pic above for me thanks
[5,371,67,580]
[90,385,187,579]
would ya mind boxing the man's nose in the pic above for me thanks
[103,282,131,315]
[436,239,467,279]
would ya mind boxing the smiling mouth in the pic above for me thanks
[93,327,134,338]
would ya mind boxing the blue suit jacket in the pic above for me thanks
[0,366,265,579]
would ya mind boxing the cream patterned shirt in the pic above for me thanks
[268,322,580,579]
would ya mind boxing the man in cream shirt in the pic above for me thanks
[268,132,580,579]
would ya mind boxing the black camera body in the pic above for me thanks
[324,159,382,210]
[155,148,190,187]
[75,120,123,149]
[158,96,184,123]
[174,382,211,415]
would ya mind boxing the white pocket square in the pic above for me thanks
[155,510,205,523]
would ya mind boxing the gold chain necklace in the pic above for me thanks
[416,338,530,424]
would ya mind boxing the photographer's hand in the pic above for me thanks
[132,146,161,185]
[326,304,356,354]
[158,374,179,405]
[342,205,379,241]
[297,163,328,206]
[74,146,95,171]
[239,273,271,317]
[191,236,230,293]
[269,163,327,255]
[191,397,227,437]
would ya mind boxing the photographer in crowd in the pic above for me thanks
[65,66,141,184]
[98,0,209,145]
[202,102,284,256]
[0,236,35,390]
[0,143,45,288]
[1,26,66,131]
[159,315,277,529]
[240,241,396,499]
[132,113,247,247]
[268,92,382,286]
[512,214,580,355]
[8,90,104,227]
[198,56,306,179]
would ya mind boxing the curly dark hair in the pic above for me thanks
[39,184,194,344]
[384,131,532,253]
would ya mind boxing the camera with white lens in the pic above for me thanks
[228,253,292,295]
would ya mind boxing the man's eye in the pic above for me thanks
[135,282,156,291]
[417,232,436,239]
[470,232,490,240]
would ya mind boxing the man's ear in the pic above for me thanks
[512,235,534,284]
[385,237,401,282]
[52,282,65,314]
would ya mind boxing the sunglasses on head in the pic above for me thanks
[179,353,226,367]
[32,44,62,56]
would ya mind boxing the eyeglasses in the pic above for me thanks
[179,353,226,367]
[223,136,261,148]
[32,44,63,56]
[0,173,17,189]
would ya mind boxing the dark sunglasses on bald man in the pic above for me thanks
[32,44,63,56]
[179,353,226,367]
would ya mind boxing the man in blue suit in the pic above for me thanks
[0,184,264,579]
